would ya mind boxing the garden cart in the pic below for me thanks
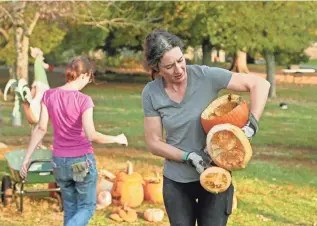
[0,149,63,212]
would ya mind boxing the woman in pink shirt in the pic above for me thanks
[20,56,128,226]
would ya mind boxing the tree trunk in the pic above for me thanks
[263,50,276,98]
[14,27,29,82]
[229,51,249,73]
[202,37,213,66]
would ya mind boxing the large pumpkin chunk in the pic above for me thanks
[200,166,231,193]
[201,94,249,134]
[206,124,252,170]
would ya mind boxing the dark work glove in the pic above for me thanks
[184,152,211,174]
[242,112,259,139]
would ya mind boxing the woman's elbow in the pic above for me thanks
[262,79,271,89]
[37,125,47,134]
[253,77,271,91]
[146,141,159,156]
[85,131,96,142]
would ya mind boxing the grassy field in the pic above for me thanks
[0,69,317,226]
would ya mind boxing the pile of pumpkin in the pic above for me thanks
[96,161,165,223]
[199,94,254,205]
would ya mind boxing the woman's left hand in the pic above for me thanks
[20,159,30,179]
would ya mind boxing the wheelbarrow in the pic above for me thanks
[0,149,63,212]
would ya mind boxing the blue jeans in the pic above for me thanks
[52,154,98,226]
[163,176,234,226]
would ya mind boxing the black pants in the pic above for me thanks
[163,176,234,226]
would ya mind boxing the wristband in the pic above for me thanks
[182,152,190,161]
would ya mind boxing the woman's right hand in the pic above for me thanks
[20,159,30,179]
[115,133,128,146]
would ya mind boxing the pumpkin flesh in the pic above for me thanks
[200,166,231,193]
[206,124,252,171]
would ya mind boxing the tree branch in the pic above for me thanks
[0,5,15,25]
[0,28,9,48]
[27,11,40,35]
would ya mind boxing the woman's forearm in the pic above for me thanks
[147,140,185,162]
[249,79,271,121]
[91,132,118,144]
[23,125,46,162]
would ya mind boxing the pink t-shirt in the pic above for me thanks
[42,88,94,157]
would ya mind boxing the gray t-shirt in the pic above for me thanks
[141,65,232,183]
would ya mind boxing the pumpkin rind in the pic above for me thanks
[200,166,231,193]
[206,123,252,170]
[143,173,163,204]
[201,94,249,134]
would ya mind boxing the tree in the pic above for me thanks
[0,1,136,81]
[0,1,137,126]
[250,2,316,97]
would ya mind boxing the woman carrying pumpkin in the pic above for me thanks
[141,30,270,226]
[19,56,128,226]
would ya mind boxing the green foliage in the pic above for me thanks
[0,21,66,65]
[46,25,109,64]
[275,50,310,67]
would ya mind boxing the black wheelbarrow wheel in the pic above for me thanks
[1,175,13,206]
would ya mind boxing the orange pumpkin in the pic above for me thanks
[200,166,231,193]
[206,123,252,170]
[143,173,163,204]
[111,161,144,207]
[144,208,165,222]
[201,94,249,134]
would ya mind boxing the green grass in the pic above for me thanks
[0,74,317,225]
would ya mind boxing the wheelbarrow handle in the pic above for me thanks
[21,160,53,183]
[27,159,53,171]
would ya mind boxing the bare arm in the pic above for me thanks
[144,116,184,161]
[20,103,49,177]
[227,72,271,121]
[82,108,127,145]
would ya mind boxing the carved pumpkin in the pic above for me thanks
[200,166,231,193]
[111,161,144,207]
[144,208,165,222]
[206,123,252,170]
[201,94,249,134]
[143,173,163,204]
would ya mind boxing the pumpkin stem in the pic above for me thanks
[237,96,242,104]
[126,161,133,175]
